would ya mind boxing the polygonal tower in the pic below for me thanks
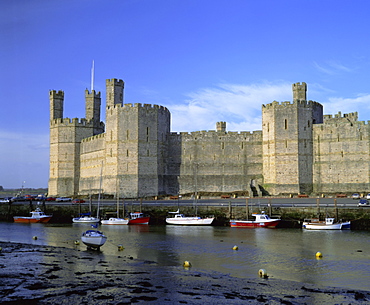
[262,82,323,195]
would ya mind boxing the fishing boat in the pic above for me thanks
[72,213,100,223]
[128,212,150,225]
[230,212,281,228]
[13,208,52,223]
[302,218,351,230]
[81,230,107,249]
[166,210,214,225]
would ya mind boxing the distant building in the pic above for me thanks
[49,79,368,197]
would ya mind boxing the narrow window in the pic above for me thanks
[126,149,129,157]
[308,120,310,128]
[221,142,225,149]
[126,130,129,140]
[284,119,288,130]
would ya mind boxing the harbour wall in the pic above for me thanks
[2,203,370,229]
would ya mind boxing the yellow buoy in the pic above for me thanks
[258,269,268,278]
[32,236,38,240]
[316,251,323,258]
[232,245,238,250]
[183,261,191,268]
[118,244,124,251]
[74,240,80,245]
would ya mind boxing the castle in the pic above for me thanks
[49,79,370,198]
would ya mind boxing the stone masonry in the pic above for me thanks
[48,79,370,198]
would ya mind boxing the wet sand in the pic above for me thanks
[0,241,369,304]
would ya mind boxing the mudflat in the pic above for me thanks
[0,241,369,304]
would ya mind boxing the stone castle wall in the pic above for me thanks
[49,79,370,198]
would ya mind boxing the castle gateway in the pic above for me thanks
[49,79,370,198]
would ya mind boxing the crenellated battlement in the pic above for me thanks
[50,117,102,127]
[49,90,64,98]
[106,78,124,86]
[85,89,101,98]
[262,99,322,109]
[106,102,169,112]
[323,111,358,121]
[81,132,105,142]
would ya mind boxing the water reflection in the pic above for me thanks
[1,222,370,291]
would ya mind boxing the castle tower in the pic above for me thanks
[85,89,103,135]
[106,78,124,107]
[262,83,323,195]
[216,121,226,132]
[49,90,64,120]
[292,82,307,101]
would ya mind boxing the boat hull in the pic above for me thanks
[166,217,214,225]
[13,216,52,223]
[72,216,100,223]
[101,218,129,225]
[81,230,107,248]
[303,222,351,230]
[128,217,150,225]
[230,219,281,228]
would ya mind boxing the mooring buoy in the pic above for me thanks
[316,251,322,258]
[232,245,238,250]
[258,269,268,278]
[183,261,191,268]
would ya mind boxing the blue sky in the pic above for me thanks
[1,0,370,188]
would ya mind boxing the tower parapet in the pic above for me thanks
[106,78,124,108]
[49,90,64,120]
[292,82,307,101]
[216,121,226,132]
[85,89,102,135]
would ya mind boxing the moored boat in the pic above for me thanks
[13,208,52,223]
[81,230,107,249]
[166,210,214,225]
[72,213,99,223]
[101,217,129,225]
[128,212,150,225]
[230,213,281,228]
[303,218,350,230]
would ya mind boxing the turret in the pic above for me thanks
[216,121,226,132]
[85,89,102,135]
[106,78,124,108]
[49,90,64,120]
[292,82,307,101]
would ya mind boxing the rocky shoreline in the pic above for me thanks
[0,241,369,304]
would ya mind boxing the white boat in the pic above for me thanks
[166,210,214,225]
[81,230,107,249]
[72,213,100,223]
[303,218,351,230]
[101,194,129,225]
[101,217,129,225]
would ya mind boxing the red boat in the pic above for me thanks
[230,213,280,228]
[13,208,52,223]
[128,212,150,225]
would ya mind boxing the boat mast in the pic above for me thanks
[97,161,103,219]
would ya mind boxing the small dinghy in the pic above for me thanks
[81,230,107,249]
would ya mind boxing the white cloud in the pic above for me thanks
[322,94,370,119]
[170,82,292,132]
[313,60,353,75]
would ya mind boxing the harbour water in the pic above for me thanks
[1,222,370,292]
